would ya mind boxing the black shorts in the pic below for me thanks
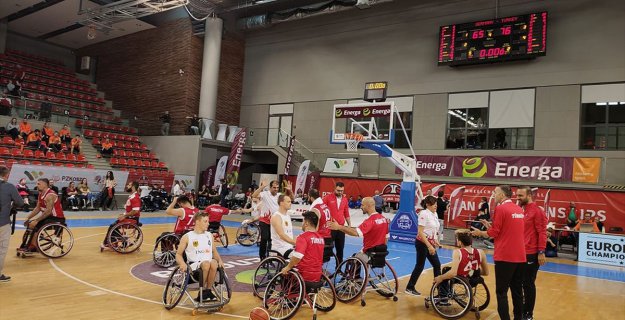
[34,216,66,231]
[208,221,221,232]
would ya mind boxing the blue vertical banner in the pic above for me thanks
[389,181,418,244]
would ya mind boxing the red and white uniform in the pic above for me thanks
[292,231,325,283]
[323,193,350,226]
[174,207,198,234]
[39,188,64,218]
[487,200,526,262]
[357,213,389,252]
[259,190,279,224]
[205,204,230,223]
[310,198,331,238]
[125,192,141,217]
[457,247,481,277]
[523,202,548,255]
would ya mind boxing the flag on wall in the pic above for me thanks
[284,135,296,176]
[226,128,247,186]
[448,186,466,224]
[203,165,216,189]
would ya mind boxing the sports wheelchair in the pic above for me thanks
[253,248,338,299]
[153,231,187,268]
[235,221,260,246]
[162,264,232,315]
[332,245,399,306]
[263,270,336,320]
[209,223,229,248]
[100,219,143,254]
[424,268,490,320]
[17,221,74,259]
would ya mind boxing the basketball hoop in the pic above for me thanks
[345,133,365,151]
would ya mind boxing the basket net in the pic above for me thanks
[345,133,365,152]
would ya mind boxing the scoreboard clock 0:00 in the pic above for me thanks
[438,12,547,66]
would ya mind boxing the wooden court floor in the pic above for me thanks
[1,221,623,320]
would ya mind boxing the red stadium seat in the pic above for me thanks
[1,136,14,145]
[6,159,17,167]
[158,162,166,168]
[87,164,95,169]
[151,160,159,168]
[110,158,119,166]
[65,163,74,168]
[66,154,76,162]
[92,137,101,145]
[77,154,86,162]
[56,153,67,161]
[35,150,46,158]
[75,119,83,128]
[127,159,136,167]
[31,161,42,166]
[118,159,128,166]
[55,162,64,167]
[43,162,53,166]
[23,149,34,158]
[11,148,23,158]
[18,160,30,165]
[46,152,56,160]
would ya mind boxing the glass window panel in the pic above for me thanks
[608,105,625,124]
[446,129,466,149]
[580,127,599,149]
[618,126,625,149]
[607,126,618,149]
[466,129,487,149]
[515,128,534,149]
[488,128,510,149]
[467,108,488,129]
[448,109,467,128]
[581,103,606,125]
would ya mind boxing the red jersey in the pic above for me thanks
[39,188,64,218]
[205,204,229,223]
[357,213,389,252]
[312,202,332,238]
[457,247,481,277]
[322,193,350,226]
[292,231,325,283]
[523,202,548,254]
[174,207,198,234]
[487,200,526,262]
[125,192,141,217]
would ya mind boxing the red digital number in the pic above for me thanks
[479,47,507,58]
[472,30,485,39]
[500,26,512,35]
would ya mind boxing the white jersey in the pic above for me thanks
[184,231,213,271]
[270,210,294,256]
[251,201,262,219]
[260,190,279,221]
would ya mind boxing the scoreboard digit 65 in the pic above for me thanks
[438,12,547,66]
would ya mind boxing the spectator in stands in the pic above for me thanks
[355,195,362,209]
[101,138,113,156]
[70,134,82,154]
[172,180,183,197]
[0,92,11,116]
[160,111,171,136]
[574,212,600,233]
[348,196,357,209]
[49,180,59,195]
[26,129,42,149]
[14,135,25,152]
[436,190,448,241]
[16,178,30,211]
[59,124,71,145]
[48,132,62,153]
[545,225,558,258]
[5,118,19,140]
[19,118,31,139]
[197,185,209,208]
[41,121,53,144]
[159,184,170,204]
[208,186,218,197]
[39,97,52,122]
[15,65,26,82]
[186,114,200,135]
[66,182,79,211]
[6,80,20,97]
[99,171,117,211]
[566,202,577,228]
[373,190,385,213]
[78,178,94,209]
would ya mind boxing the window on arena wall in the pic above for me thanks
[446,108,488,149]
[580,102,625,150]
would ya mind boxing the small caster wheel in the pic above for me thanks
[424,300,429,309]
[313,315,317,320]
[393,296,398,302]
[475,311,480,320]
[192,308,198,316]
[361,300,366,307]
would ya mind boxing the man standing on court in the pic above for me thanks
[517,186,547,320]
[373,190,385,213]
[436,190,448,241]
[252,180,292,260]
[472,185,525,320]
[323,181,351,264]
[0,166,24,282]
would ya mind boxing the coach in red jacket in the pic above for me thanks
[472,185,526,320]
[517,186,547,320]
[322,181,351,263]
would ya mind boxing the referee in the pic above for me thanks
[472,185,526,320]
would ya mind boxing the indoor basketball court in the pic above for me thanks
[0,0,624,320]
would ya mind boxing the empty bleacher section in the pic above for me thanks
[0,49,175,188]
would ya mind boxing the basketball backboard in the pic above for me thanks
[330,102,395,145]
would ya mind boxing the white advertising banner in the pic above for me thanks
[323,158,356,174]
[294,160,310,196]
[7,164,129,190]
[174,174,197,192]
[578,232,625,267]
[214,156,228,186]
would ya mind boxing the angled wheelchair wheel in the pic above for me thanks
[218,225,229,248]
[36,223,74,258]
[430,276,473,320]
[333,257,367,303]
[236,223,259,246]
[162,266,189,310]
[107,222,143,254]
[322,252,338,279]
[314,274,337,312]
[253,257,285,298]
[368,260,398,298]
[471,280,490,311]
[263,271,305,320]
[153,233,180,268]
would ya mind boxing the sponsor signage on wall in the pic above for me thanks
[226,129,247,186]
[572,158,602,184]
[395,155,453,176]
[173,174,196,193]
[8,164,130,190]
[452,156,573,182]
[578,233,625,267]
[334,104,392,118]
[323,158,356,174]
